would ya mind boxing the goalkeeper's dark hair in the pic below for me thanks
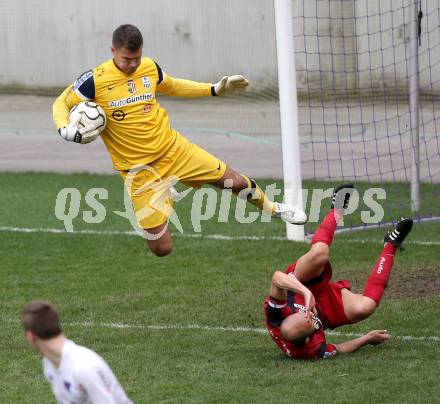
[22,300,62,339]
[112,24,143,51]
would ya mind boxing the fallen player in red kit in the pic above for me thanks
[264,183,413,359]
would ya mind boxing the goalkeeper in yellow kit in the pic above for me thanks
[53,24,307,256]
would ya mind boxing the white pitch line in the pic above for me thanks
[338,239,440,246]
[0,226,138,237]
[6,318,439,342]
[0,226,287,241]
[1,225,440,245]
[66,321,440,343]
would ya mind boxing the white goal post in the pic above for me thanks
[274,0,305,241]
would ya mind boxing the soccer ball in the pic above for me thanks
[69,101,106,135]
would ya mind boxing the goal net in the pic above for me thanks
[291,0,440,233]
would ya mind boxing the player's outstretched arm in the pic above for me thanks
[156,68,213,98]
[334,329,390,354]
[156,65,249,98]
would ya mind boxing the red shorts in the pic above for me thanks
[286,262,353,329]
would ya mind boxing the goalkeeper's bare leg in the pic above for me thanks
[144,224,174,257]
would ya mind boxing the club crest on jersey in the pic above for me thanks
[142,76,151,89]
[127,80,137,94]
[95,67,105,77]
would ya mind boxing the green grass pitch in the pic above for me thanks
[0,172,439,403]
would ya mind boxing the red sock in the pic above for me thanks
[362,243,397,305]
[311,209,342,246]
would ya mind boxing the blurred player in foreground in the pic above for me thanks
[264,184,413,359]
[53,24,307,257]
[23,300,133,403]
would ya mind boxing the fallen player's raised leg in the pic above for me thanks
[341,217,414,322]
[294,183,354,283]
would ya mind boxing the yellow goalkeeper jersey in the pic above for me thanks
[53,57,214,170]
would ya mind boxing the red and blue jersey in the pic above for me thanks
[264,296,337,360]
[264,261,352,360]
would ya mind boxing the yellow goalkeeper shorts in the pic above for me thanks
[119,132,227,229]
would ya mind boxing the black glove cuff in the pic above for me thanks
[73,132,82,143]
[211,85,217,96]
